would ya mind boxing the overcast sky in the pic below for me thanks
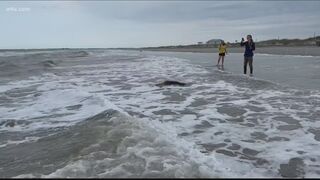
[0,1,319,49]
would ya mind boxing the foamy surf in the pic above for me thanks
[1,49,320,178]
[11,109,267,178]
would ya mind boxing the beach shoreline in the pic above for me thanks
[140,46,320,56]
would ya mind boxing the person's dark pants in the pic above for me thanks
[244,57,253,74]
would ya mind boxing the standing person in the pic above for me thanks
[216,40,227,66]
[241,35,255,75]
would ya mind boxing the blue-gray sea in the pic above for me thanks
[0,49,320,178]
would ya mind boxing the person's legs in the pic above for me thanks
[221,56,225,66]
[248,57,253,74]
[217,56,221,65]
[244,57,248,74]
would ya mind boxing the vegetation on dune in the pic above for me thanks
[142,36,320,50]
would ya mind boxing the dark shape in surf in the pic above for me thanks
[42,60,57,67]
[156,80,187,87]
[0,120,15,128]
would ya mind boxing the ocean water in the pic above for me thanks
[0,49,320,178]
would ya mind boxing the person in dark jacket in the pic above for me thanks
[241,35,255,75]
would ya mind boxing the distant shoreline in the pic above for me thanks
[140,46,320,57]
[1,46,319,57]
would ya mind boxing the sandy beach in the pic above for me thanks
[141,46,320,56]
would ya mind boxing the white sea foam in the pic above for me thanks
[0,74,121,132]
[0,136,40,148]
[37,112,267,178]
[3,51,320,177]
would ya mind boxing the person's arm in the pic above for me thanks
[240,38,245,46]
[252,42,255,51]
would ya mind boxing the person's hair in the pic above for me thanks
[247,35,253,41]
[221,40,225,45]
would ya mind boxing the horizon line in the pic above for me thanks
[0,35,318,51]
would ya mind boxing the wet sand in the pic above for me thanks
[142,46,320,56]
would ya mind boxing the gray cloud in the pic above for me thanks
[81,1,320,23]
[0,1,319,48]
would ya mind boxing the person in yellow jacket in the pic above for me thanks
[216,40,228,66]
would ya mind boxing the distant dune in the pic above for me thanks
[139,36,320,56]
[140,46,320,56]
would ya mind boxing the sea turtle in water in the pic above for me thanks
[155,80,188,87]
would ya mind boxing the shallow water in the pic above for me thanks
[143,51,320,90]
[0,49,320,178]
